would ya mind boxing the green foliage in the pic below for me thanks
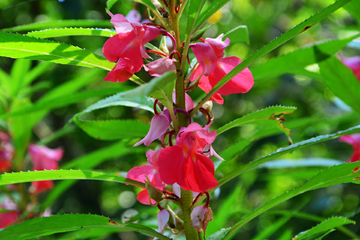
[319,56,360,113]
[225,162,360,238]
[26,28,117,38]
[223,25,249,44]
[0,32,115,70]
[0,214,171,240]
[251,34,360,81]
[73,119,149,140]
[293,217,355,240]
[0,169,144,188]
[194,0,230,31]
[206,228,231,240]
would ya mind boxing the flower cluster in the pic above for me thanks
[104,7,254,237]
[0,131,63,228]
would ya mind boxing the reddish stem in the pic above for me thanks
[146,50,168,57]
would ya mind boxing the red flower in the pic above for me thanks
[103,12,161,82]
[158,123,218,192]
[340,134,360,163]
[190,35,254,104]
[126,149,164,205]
[28,144,63,194]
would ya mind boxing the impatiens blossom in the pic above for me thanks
[341,56,360,80]
[158,123,218,192]
[103,11,161,82]
[126,149,164,204]
[0,131,14,172]
[340,134,360,163]
[28,144,63,194]
[190,35,254,104]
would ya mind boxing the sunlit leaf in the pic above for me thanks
[26,28,117,38]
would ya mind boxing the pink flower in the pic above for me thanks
[144,57,176,77]
[134,110,171,146]
[28,144,63,194]
[341,56,360,80]
[190,35,254,104]
[158,123,218,192]
[126,149,164,205]
[103,12,161,82]
[0,132,13,172]
[340,134,360,163]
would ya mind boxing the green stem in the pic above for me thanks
[180,189,199,240]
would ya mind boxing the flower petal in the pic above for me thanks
[158,145,184,184]
[191,43,218,76]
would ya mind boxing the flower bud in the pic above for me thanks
[191,205,213,233]
[145,178,164,203]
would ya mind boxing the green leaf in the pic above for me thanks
[74,71,176,118]
[2,20,112,32]
[134,0,157,15]
[217,106,296,137]
[250,34,360,81]
[314,230,336,240]
[106,0,118,10]
[319,56,360,113]
[0,32,115,71]
[293,217,355,240]
[10,59,31,96]
[194,0,230,31]
[207,228,231,240]
[193,0,353,113]
[0,88,126,119]
[217,124,360,190]
[73,119,149,140]
[224,162,360,239]
[223,25,249,44]
[0,169,144,188]
[23,61,53,86]
[26,28,117,38]
[186,0,206,38]
[0,214,171,240]
[344,1,360,24]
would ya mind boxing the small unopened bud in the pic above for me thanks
[191,205,213,233]
[145,178,164,203]
[202,100,213,113]
[151,0,162,9]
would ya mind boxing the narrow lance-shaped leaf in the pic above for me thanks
[0,169,145,188]
[223,25,249,44]
[73,119,150,140]
[217,124,360,189]
[293,217,355,240]
[193,0,353,114]
[319,56,360,113]
[194,0,230,32]
[224,162,360,239]
[26,28,117,38]
[250,34,360,81]
[0,214,172,240]
[1,20,113,32]
[0,32,115,71]
[216,106,296,143]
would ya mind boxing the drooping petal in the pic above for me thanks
[140,26,161,58]
[158,145,184,184]
[144,57,176,77]
[194,153,218,192]
[110,13,134,33]
[137,189,156,205]
[190,43,218,76]
[205,34,230,58]
[134,111,171,146]
[126,165,155,183]
[104,59,134,82]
